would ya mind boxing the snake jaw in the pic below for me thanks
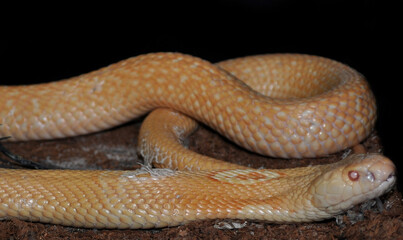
[310,154,396,216]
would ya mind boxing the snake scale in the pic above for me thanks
[0,53,396,229]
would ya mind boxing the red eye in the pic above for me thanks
[348,171,360,181]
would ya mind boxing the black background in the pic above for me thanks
[2,1,401,186]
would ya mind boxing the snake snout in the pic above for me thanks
[366,155,396,184]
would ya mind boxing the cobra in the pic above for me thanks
[0,53,396,229]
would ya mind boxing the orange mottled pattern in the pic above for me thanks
[1,53,375,159]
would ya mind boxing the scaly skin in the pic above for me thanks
[0,154,395,229]
[0,53,395,229]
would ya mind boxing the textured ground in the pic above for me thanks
[1,120,402,240]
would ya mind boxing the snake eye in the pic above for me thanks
[348,170,360,181]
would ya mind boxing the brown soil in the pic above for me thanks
[1,120,402,240]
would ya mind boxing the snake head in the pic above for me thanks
[310,154,396,215]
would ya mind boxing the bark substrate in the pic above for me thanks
[1,120,402,240]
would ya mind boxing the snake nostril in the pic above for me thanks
[348,170,360,181]
[366,171,375,182]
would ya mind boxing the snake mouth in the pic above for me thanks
[387,173,395,181]
[382,173,396,191]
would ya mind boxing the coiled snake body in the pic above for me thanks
[0,53,396,229]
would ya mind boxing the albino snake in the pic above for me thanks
[0,53,396,229]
